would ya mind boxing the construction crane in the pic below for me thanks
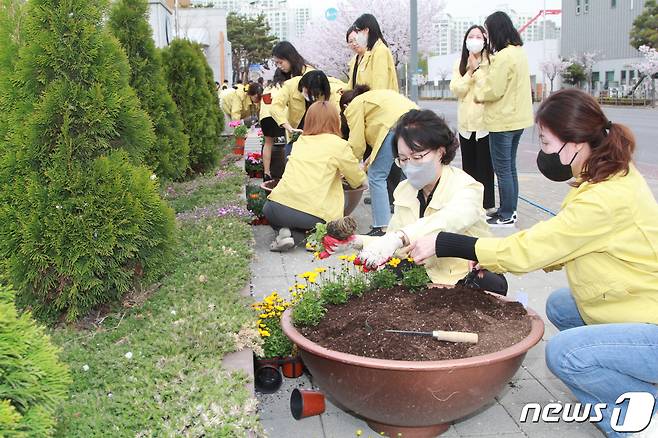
[518,9,561,34]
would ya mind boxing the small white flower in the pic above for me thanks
[55,205,62,209]
[82,364,90,372]
[107,392,113,398]
[125,351,133,360]
[150,174,157,180]
[170,310,177,315]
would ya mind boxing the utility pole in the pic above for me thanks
[409,0,419,102]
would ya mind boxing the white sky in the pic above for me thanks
[289,0,563,24]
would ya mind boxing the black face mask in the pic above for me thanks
[536,143,577,182]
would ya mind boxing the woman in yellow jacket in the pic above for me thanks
[221,85,254,121]
[345,14,398,91]
[270,70,346,153]
[248,69,287,181]
[352,109,490,285]
[473,11,533,227]
[409,89,658,438]
[264,101,366,252]
[449,25,495,214]
[340,85,417,235]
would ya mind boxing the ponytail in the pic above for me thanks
[535,89,636,186]
[581,122,635,184]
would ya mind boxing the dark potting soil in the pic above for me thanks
[299,286,532,361]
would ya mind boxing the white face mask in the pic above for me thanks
[355,31,368,49]
[466,38,484,54]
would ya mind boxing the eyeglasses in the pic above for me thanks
[394,150,432,167]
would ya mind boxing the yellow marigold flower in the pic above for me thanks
[295,284,306,290]
[314,267,327,273]
[407,257,414,262]
[338,255,348,260]
[313,251,320,259]
[262,331,271,337]
[275,305,284,311]
[347,254,357,262]
[259,313,268,318]
[289,286,294,292]
[388,257,401,268]
[259,324,266,328]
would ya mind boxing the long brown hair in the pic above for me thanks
[302,101,341,137]
[535,89,635,186]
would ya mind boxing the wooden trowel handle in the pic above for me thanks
[432,330,479,344]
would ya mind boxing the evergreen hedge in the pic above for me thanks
[0,284,71,437]
[0,0,175,321]
[161,39,224,174]
[108,0,190,181]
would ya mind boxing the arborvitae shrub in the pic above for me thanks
[162,39,223,173]
[108,0,190,181]
[0,284,71,436]
[0,0,175,321]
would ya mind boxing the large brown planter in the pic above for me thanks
[281,293,544,438]
[260,179,366,217]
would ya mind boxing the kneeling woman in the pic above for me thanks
[356,109,490,285]
[408,89,658,438]
[264,101,366,252]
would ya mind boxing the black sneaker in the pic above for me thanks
[263,174,272,182]
[487,213,517,228]
[366,227,385,237]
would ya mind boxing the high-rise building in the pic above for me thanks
[431,14,452,56]
[189,0,310,40]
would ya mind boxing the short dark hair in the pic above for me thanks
[484,11,523,52]
[353,14,388,49]
[272,41,307,78]
[339,84,370,112]
[298,70,331,101]
[392,109,458,165]
[247,82,263,96]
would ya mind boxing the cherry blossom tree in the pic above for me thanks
[634,45,658,106]
[292,0,444,80]
[539,58,572,94]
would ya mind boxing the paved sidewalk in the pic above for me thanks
[245,134,658,437]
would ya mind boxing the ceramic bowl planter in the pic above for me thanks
[281,294,544,437]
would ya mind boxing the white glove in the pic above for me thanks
[357,232,404,268]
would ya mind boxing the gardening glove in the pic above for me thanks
[357,232,404,269]
[318,235,357,259]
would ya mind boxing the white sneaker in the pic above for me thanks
[269,228,294,252]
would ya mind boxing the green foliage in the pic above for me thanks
[161,39,223,174]
[108,0,190,181]
[52,163,261,436]
[0,284,71,437]
[562,62,587,86]
[630,0,658,49]
[233,123,248,138]
[292,293,326,327]
[227,12,278,81]
[346,276,368,297]
[319,281,349,305]
[0,0,24,140]
[0,0,175,321]
[261,318,293,358]
[369,269,398,290]
[401,265,431,291]
[246,183,267,217]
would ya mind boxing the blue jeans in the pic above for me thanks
[545,288,658,437]
[489,129,522,219]
[368,131,395,227]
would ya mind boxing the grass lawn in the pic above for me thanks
[51,146,263,437]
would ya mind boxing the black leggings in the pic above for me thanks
[263,201,324,232]
[459,133,495,209]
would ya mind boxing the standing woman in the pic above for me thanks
[474,11,533,227]
[252,68,287,181]
[450,25,495,215]
[341,86,417,235]
[345,15,398,91]
[271,41,312,82]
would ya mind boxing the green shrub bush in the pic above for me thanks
[108,0,190,181]
[162,39,224,173]
[0,284,71,437]
[0,0,175,321]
